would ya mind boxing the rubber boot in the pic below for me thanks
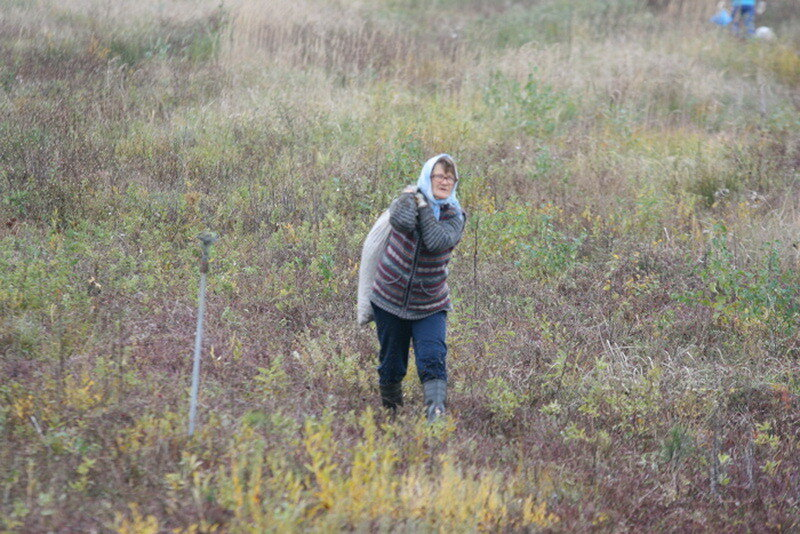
[380,382,403,411]
[422,379,447,422]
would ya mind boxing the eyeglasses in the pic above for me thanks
[431,174,457,183]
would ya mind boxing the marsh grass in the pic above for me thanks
[1,0,799,531]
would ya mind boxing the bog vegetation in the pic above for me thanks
[1,0,799,531]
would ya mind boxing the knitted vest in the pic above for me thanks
[370,205,459,319]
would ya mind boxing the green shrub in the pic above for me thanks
[482,203,585,280]
[486,376,526,423]
[680,224,800,333]
[483,71,576,137]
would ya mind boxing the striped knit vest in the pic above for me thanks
[370,205,459,319]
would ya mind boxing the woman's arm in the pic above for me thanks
[389,193,418,233]
[417,205,465,253]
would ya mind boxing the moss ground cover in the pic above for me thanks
[1,0,799,531]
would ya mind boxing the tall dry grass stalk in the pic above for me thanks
[222,0,470,87]
[648,0,719,20]
[40,0,219,24]
[487,27,762,127]
[0,0,221,50]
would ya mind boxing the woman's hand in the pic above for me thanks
[389,188,420,233]
[401,185,427,208]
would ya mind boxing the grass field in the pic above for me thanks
[1,0,799,531]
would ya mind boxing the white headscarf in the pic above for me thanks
[415,154,462,220]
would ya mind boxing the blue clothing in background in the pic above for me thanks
[732,4,755,35]
[711,9,732,26]
[372,303,447,385]
[732,0,756,6]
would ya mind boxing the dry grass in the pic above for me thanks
[223,0,470,87]
[1,0,799,531]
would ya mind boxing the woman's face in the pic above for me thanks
[430,162,456,200]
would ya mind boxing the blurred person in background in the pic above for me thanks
[731,0,766,36]
[370,154,466,422]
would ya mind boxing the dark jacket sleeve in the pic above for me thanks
[417,205,465,253]
[389,193,418,233]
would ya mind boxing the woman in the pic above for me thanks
[370,154,465,421]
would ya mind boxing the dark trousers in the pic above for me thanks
[372,303,447,385]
